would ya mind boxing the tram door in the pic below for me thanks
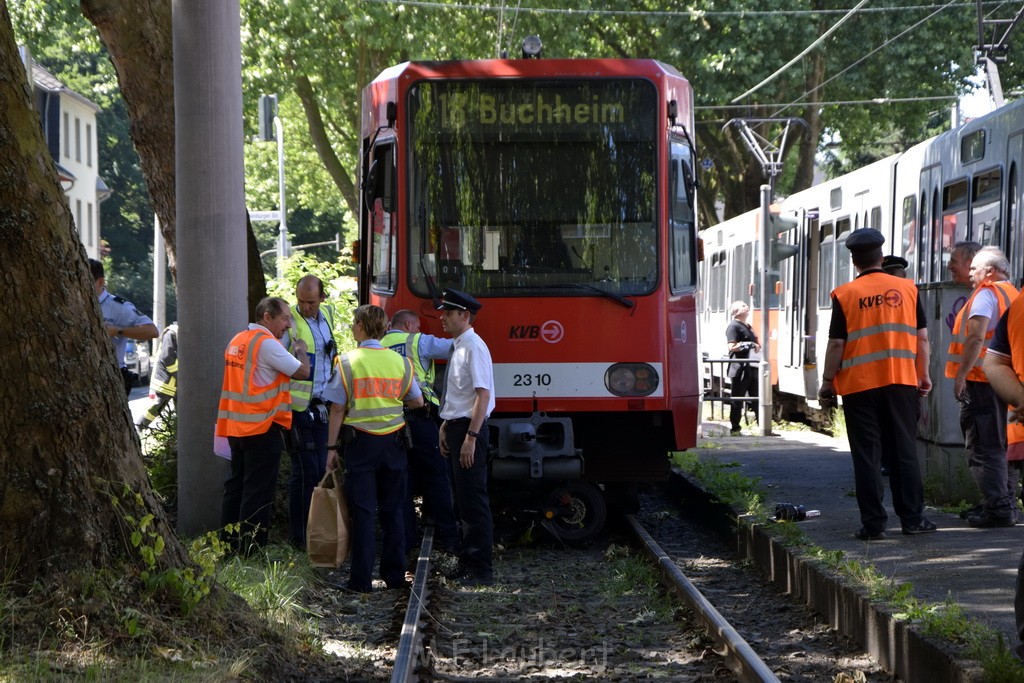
[1008,133,1024,284]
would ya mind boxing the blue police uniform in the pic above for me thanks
[383,328,461,554]
[98,288,154,368]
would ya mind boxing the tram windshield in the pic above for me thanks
[406,78,658,298]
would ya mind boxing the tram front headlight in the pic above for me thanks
[605,363,659,397]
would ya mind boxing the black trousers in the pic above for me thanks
[842,385,924,533]
[403,410,460,554]
[445,417,494,578]
[729,366,758,430]
[221,424,285,553]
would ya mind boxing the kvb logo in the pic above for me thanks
[508,320,565,343]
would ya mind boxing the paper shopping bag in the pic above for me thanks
[306,470,351,568]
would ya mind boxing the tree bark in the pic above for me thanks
[80,0,267,315]
[0,4,187,576]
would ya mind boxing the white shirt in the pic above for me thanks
[968,285,1002,333]
[249,323,301,386]
[440,327,495,420]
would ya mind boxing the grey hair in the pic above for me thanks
[729,301,748,318]
[974,245,1010,277]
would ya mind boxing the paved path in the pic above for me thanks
[696,423,1023,649]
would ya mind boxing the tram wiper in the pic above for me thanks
[534,283,635,309]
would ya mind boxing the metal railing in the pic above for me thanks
[702,357,758,422]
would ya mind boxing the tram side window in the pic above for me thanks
[901,195,917,281]
[836,218,851,287]
[869,207,881,229]
[942,179,970,271]
[732,241,751,305]
[972,168,1002,247]
[669,143,697,291]
[367,142,397,293]
[711,250,727,312]
[818,222,834,309]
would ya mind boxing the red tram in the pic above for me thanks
[357,52,700,540]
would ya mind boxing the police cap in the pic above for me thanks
[437,289,482,312]
[845,228,885,253]
[881,255,909,272]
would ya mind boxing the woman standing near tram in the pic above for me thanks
[726,301,760,435]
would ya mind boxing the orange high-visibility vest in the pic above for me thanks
[945,280,1018,383]
[216,329,293,438]
[339,347,414,435]
[832,273,920,396]
[1001,298,1024,458]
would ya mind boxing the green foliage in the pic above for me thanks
[267,251,360,350]
[672,450,764,517]
[103,483,219,616]
[139,409,178,499]
[217,546,315,627]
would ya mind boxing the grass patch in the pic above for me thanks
[599,545,676,622]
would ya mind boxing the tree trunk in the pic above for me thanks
[80,0,267,316]
[0,5,187,576]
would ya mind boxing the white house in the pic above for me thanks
[19,47,111,260]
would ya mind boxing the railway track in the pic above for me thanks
[310,487,893,681]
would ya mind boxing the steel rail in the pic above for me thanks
[626,514,780,683]
[390,525,434,683]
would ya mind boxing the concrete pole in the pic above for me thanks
[152,214,166,339]
[173,0,247,535]
[758,184,773,436]
[275,116,288,279]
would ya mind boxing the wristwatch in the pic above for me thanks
[466,430,480,438]
[327,444,340,451]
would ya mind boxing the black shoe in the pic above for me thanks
[959,503,984,520]
[902,518,938,535]
[730,427,742,435]
[854,528,886,541]
[966,511,1015,528]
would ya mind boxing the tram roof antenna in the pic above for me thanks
[723,117,806,200]
[975,1,1024,109]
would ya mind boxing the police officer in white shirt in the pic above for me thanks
[89,258,158,395]
[437,289,495,586]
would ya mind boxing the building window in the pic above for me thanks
[87,202,94,247]
[63,112,69,159]
[74,117,81,163]
[86,123,92,167]
[76,199,82,235]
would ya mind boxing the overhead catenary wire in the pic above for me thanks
[730,0,870,103]
[361,0,1000,18]
[767,0,960,117]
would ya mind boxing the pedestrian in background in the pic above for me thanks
[89,258,158,395]
[725,301,760,435]
[946,246,1019,527]
[437,289,495,586]
[217,297,310,555]
[382,310,460,555]
[818,228,935,540]
[285,275,339,550]
[137,322,178,431]
[324,305,423,593]
[981,295,1024,659]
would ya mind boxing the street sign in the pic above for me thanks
[250,210,281,222]
[701,157,714,171]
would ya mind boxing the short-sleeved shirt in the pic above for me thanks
[321,339,423,407]
[439,327,495,420]
[249,323,302,386]
[384,329,454,374]
[965,286,1002,333]
[98,288,154,368]
[828,269,927,339]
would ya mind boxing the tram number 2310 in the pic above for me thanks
[513,373,552,387]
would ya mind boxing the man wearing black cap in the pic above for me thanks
[437,289,495,586]
[881,255,908,279]
[818,228,935,540]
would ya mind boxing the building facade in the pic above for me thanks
[19,47,110,260]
